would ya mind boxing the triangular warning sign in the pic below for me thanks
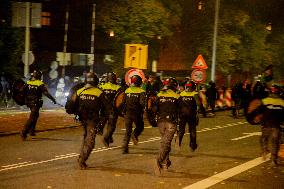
[192,54,208,69]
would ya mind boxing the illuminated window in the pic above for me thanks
[41,11,50,26]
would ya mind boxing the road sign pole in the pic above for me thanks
[24,2,30,78]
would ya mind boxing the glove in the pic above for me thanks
[52,99,57,105]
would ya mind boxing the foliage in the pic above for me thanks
[0,25,24,79]
[96,0,182,72]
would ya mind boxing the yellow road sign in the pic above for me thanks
[124,44,148,69]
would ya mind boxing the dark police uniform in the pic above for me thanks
[99,81,121,146]
[76,74,112,169]
[205,81,218,115]
[122,86,146,154]
[178,90,199,151]
[260,90,284,165]
[154,88,180,175]
[21,75,56,140]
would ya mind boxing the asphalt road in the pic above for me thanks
[0,110,283,189]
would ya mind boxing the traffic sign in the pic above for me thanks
[191,69,206,83]
[124,44,148,69]
[22,51,35,65]
[56,52,71,66]
[192,54,208,69]
[124,69,145,86]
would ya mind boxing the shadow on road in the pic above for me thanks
[28,137,73,141]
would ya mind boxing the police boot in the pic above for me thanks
[77,156,88,170]
[178,135,183,147]
[131,134,138,145]
[122,148,129,154]
[162,159,172,171]
[109,136,114,144]
[30,130,36,136]
[20,131,27,141]
[272,159,279,167]
[190,142,198,152]
[153,159,162,176]
[102,137,110,148]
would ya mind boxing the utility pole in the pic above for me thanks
[89,4,96,72]
[61,5,69,77]
[24,2,31,78]
[211,0,220,82]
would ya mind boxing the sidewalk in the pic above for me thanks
[0,107,80,137]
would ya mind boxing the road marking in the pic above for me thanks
[1,161,31,168]
[231,132,261,141]
[183,156,269,189]
[0,121,247,172]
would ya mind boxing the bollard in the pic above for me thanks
[225,88,232,108]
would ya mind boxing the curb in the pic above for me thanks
[0,125,79,137]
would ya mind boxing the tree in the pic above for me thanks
[96,0,182,74]
[0,0,24,79]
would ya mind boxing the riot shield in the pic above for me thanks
[146,92,158,127]
[245,98,264,125]
[113,90,126,117]
[11,79,26,106]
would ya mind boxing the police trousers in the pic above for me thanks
[157,121,177,165]
[260,127,281,161]
[122,113,144,150]
[104,113,118,141]
[79,119,98,163]
[178,115,197,147]
[22,106,40,135]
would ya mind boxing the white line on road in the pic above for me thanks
[183,156,269,189]
[1,161,31,168]
[231,132,261,141]
[0,121,247,172]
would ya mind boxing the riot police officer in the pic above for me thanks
[99,72,122,147]
[122,75,146,154]
[260,84,284,166]
[153,77,180,175]
[205,81,218,115]
[178,80,200,151]
[20,70,57,140]
[75,72,112,169]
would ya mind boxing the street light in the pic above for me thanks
[109,30,115,37]
[198,1,204,11]
[266,22,272,31]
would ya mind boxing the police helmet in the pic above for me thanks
[209,81,216,87]
[31,70,42,80]
[85,72,99,86]
[107,72,117,84]
[99,73,108,84]
[130,75,142,87]
[270,84,281,95]
[185,80,196,91]
[162,77,178,91]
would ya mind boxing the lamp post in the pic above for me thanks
[211,0,220,82]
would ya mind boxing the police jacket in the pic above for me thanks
[261,94,284,128]
[179,91,198,116]
[99,82,121,104]
[76,85,111,120]
[124,86,146,115]
[156,89,180,123]
[206,86,218,100]
[24,79,55,107]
